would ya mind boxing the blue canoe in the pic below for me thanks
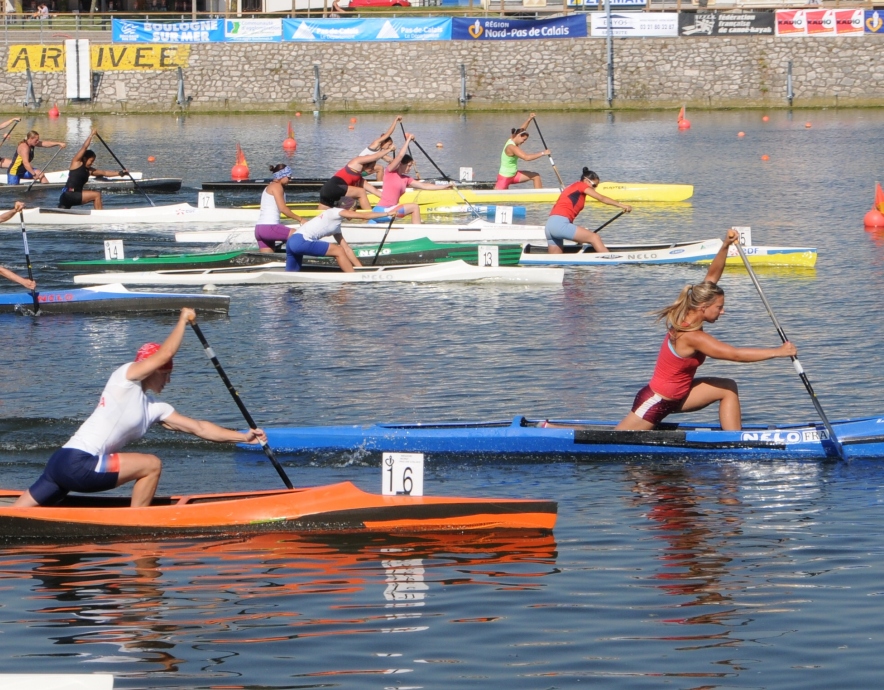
[240,416,884,460]
[0,283,230,314]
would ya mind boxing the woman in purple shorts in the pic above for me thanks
[12,308,267,508]
[254,164,304,253]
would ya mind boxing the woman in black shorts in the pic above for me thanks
[58,128,126,210]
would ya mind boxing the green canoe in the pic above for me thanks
[58,238,523,272]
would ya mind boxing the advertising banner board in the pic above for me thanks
[283,17,451,42]
[590,12,678,37]
[679,11,774,36]
[452,15,586,40]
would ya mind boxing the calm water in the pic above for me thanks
[1,110,884,688]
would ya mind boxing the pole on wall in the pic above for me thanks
[786,60,794,107]
[605,0,613,107]
[458,64,471,107]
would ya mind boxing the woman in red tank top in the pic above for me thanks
[615,229,797,431]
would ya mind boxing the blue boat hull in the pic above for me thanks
[0,285,230,314]
[244,416,884,460]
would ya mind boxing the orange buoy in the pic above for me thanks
[436,142,444,148]
[295,112,301,117]
[147,155,156,163]
[348,125,354,130]
[805,122,812,128]
[350,117,357,124]
[761,154,770,161]
[282,121,297,151]
[677,105,690,130]
[48,103,60,118]
[231,143,249,181]
[738,131,745,137]
[864,208,884,228]
[762,115,770,122]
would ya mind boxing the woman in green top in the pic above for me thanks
[494,113,550,190]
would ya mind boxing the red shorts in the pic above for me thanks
[630,385,685,426]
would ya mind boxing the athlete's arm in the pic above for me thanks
[683,329,797,363]
[704,229,739,284]
[127,308,195,381]
[161,411,267,444]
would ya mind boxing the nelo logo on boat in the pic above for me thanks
[740,428,826,443]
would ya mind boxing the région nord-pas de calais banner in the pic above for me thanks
[450,16,587,40]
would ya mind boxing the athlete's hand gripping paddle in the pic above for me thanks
[733,239,845,461]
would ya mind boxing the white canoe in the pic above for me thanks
[1,203,258,226]
[176,220,546,245]
[520,238,817,267]
[73,260,563,286]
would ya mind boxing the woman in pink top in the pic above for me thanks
[371,133,454,224]
[615,229,797,431]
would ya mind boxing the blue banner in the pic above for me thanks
[866,9,884,33]
[452,15,587,40]
[282,17,451,42]
[113,18,224,43]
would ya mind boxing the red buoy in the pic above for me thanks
[864,208,884,228]
[677,105,690,130]
[231,143,249,181]
[48,103,60,118]
[282,121,297,151]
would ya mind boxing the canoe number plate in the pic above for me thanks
[382,452,424,496]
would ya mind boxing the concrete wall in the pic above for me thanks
[2,35,883,113]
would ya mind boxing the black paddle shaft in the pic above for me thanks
[372,214,398,266]
[19,211,40,315]
[190,322,294,489]
[531,117,565,191]
[734,241,845,460]
[409,136,480,217]
[94,132,156,207]
[397,120,419,178]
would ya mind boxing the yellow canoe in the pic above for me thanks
[371,182,694,206]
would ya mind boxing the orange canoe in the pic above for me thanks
[0,482,556,542]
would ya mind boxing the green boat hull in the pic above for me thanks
[58,239,523,272]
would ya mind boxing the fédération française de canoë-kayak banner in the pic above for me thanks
[451,15,587,40]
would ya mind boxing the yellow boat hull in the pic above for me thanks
[371,182,694,206]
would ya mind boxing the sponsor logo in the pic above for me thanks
[38,293,75,303]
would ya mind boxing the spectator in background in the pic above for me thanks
[32,2,50,18]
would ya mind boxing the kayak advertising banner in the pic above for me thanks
[590,12,678,37]
[225,18,283,43]
[679,11,774,36]
[451,15,586,40]
[776,9,866,35]
[282,17,451,42]
[112,18,225,43]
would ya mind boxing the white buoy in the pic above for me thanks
[203,284,217,292]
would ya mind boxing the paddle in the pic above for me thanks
[94,131,156,207]
[190,322,294,489]
[408,136,481,219]
[733,240,846,461]
[19,211,40,315]
[531,116,565,191]
[577,210,626,253]
[25,144,65,193]
[397,120,420,180]
[371,212,398,266]
[0,119,19,150]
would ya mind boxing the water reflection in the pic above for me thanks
[0,531,557,683]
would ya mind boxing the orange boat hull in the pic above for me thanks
[0,482,556,541]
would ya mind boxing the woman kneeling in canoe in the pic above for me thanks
[615,229,796,432]
[546,168,632,253]
[254,164,304,253]
[13,308,267,508]
[58,129,126,210]
[318,145,395,212]
[370,133,455,224]
[494,113,549,190]
[286,205,402,272]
